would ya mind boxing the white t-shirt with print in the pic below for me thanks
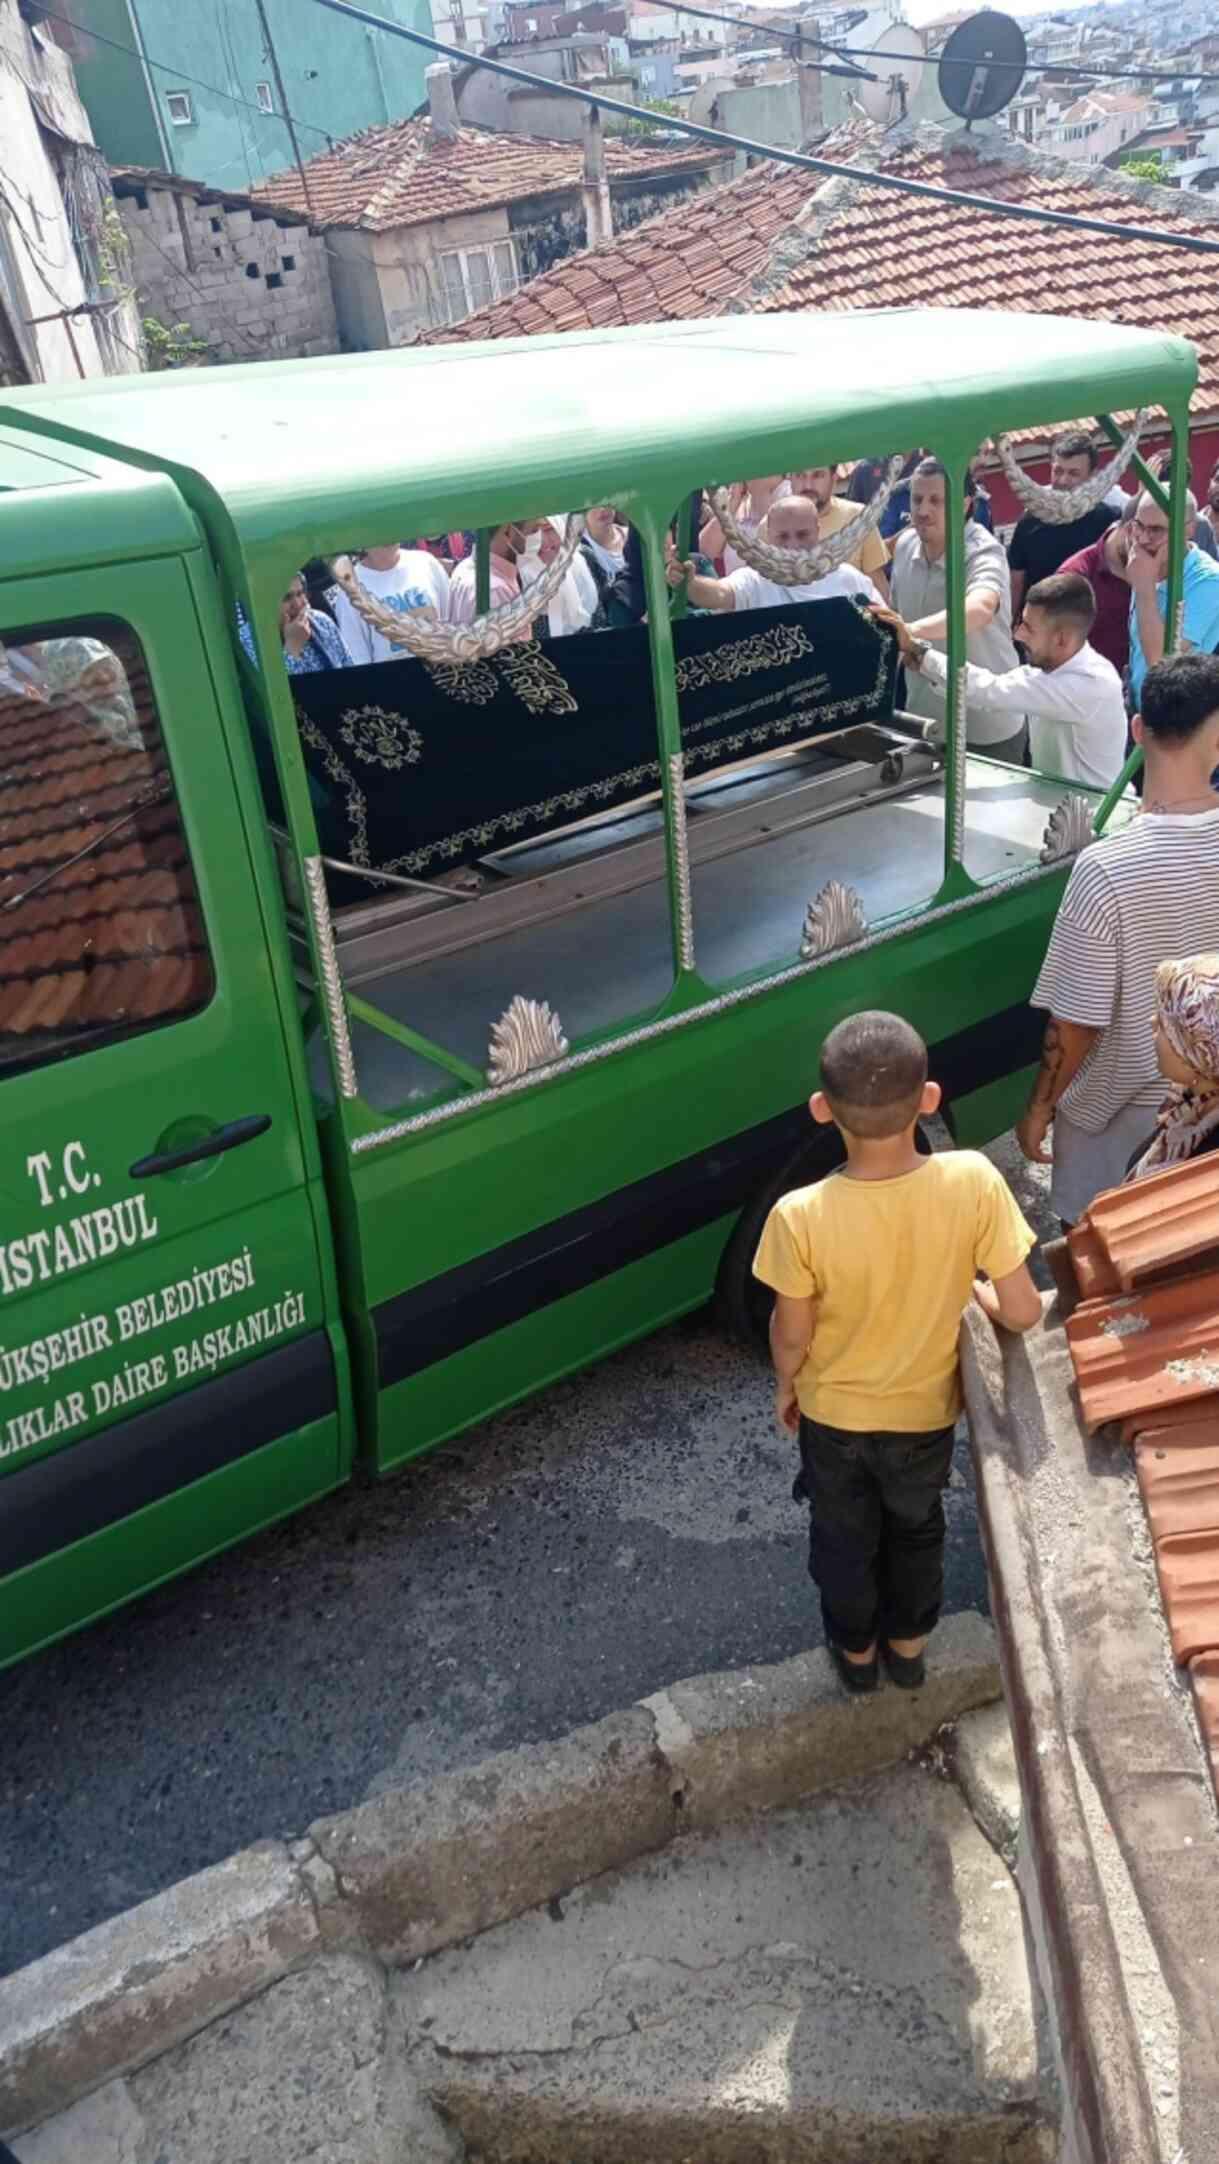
[333,551,451,665]
[725,563,880,611]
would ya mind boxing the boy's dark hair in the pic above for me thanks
[819,1011,928,1138]
[912,456,975,503]
[1052,429,1098,470]
[1140,652,1219,741]
[1025,571,1096,635]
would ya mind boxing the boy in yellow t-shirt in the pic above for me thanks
[753,1011,1039,1696]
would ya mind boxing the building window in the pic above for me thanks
[166,90,194,125]
[255,81,275,113]
[437,240,519,324]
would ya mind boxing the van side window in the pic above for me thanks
[0,620,214,1076]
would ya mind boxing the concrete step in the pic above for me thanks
[399,1756,1056,2164]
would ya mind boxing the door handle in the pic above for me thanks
[129,1114,272,1179]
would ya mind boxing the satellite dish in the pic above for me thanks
[854,23,928,128]
[937,10,1027,123]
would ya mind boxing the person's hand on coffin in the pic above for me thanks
[866,603,921,663]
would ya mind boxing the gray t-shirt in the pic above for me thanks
[889,520,1021,745]
[1032,806,1219,1132]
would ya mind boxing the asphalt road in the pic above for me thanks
[0,1136,1054,1979]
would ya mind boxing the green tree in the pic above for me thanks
[1120,154,1164,182]
[142,316,209,371]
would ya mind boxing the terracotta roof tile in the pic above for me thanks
[428,120,1219,427]
[427,159,809,341]
[1066,1272,1219,1433]
[250,116,719,233]
[1188,1650,1219,1804]
[1151,1529,1219,1665]
[1066,1221,1120,1305]
[1120,1395,1219,1446]
[0,639,210,1060]
[1086,1160,1219,1290]
[1136,1425,1219,1539]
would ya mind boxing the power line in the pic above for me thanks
[304,0,1219,258]
[40,6,337,143]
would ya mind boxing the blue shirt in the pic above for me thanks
[1128,545,1219,703]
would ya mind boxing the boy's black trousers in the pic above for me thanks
[797,1416,956,1653]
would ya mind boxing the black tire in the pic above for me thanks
[713,1127,846,1350]
[714,1120,936,1351]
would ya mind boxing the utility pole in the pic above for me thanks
[252,0,316,215]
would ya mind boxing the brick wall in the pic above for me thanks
[114,180,338,365]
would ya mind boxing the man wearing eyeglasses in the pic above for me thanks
[1128,487,1219,705]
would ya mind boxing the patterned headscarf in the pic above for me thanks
[1129,953,1219,1178]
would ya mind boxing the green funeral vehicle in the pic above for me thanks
[0,309,1192,1666]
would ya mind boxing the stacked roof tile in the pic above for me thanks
[1058,1157,1219,1804]
[0,634,211,1064]
[434,120,1219,426]
[250,116,720,232]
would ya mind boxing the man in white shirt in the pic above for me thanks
[873,571,1127,788]
[332,542,451,665]
[888,459,1024,761]
[667,494,880,611]
[1017,650,1219,1222]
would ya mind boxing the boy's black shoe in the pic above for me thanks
[882,1643,926,1691]
[829,1642,878,1694]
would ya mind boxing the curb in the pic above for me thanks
[1,1612,1000,2139]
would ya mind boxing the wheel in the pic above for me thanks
[713,1127,846,1350]
[713,1119,938,1351]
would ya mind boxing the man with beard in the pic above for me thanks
[873,570,1126,789]
[793,466,890,596]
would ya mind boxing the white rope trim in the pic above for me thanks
[333,516,587,664]
[708,457,904,584]
[991,412,1148,523]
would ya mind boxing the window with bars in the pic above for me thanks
[437,241,520,325]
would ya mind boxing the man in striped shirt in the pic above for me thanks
[1018,652,1219,1223]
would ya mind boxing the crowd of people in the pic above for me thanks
[247,429,1219,803]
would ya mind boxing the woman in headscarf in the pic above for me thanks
[238,574,352,676]
[1127,953,1219,1179]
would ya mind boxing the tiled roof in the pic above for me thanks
[760,130,1219,427]
[427,156,812,337]
[0,637,210,1056]
[433,120,1219,424]
[249,117,720,232]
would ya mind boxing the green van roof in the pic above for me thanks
[0,311,1196,573]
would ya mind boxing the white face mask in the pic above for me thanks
[522,531,544,559]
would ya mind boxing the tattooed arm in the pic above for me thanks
[1016,1017,1102,1164]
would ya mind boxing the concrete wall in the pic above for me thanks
[71,0,438,193]
[455,43,637,140]
[325,231,391,351]
[114,180,338,363]
[370,208,510,347]
[0,0,142,383]
[689,72,803,151]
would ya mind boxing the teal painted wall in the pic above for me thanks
[71,0,436,191]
